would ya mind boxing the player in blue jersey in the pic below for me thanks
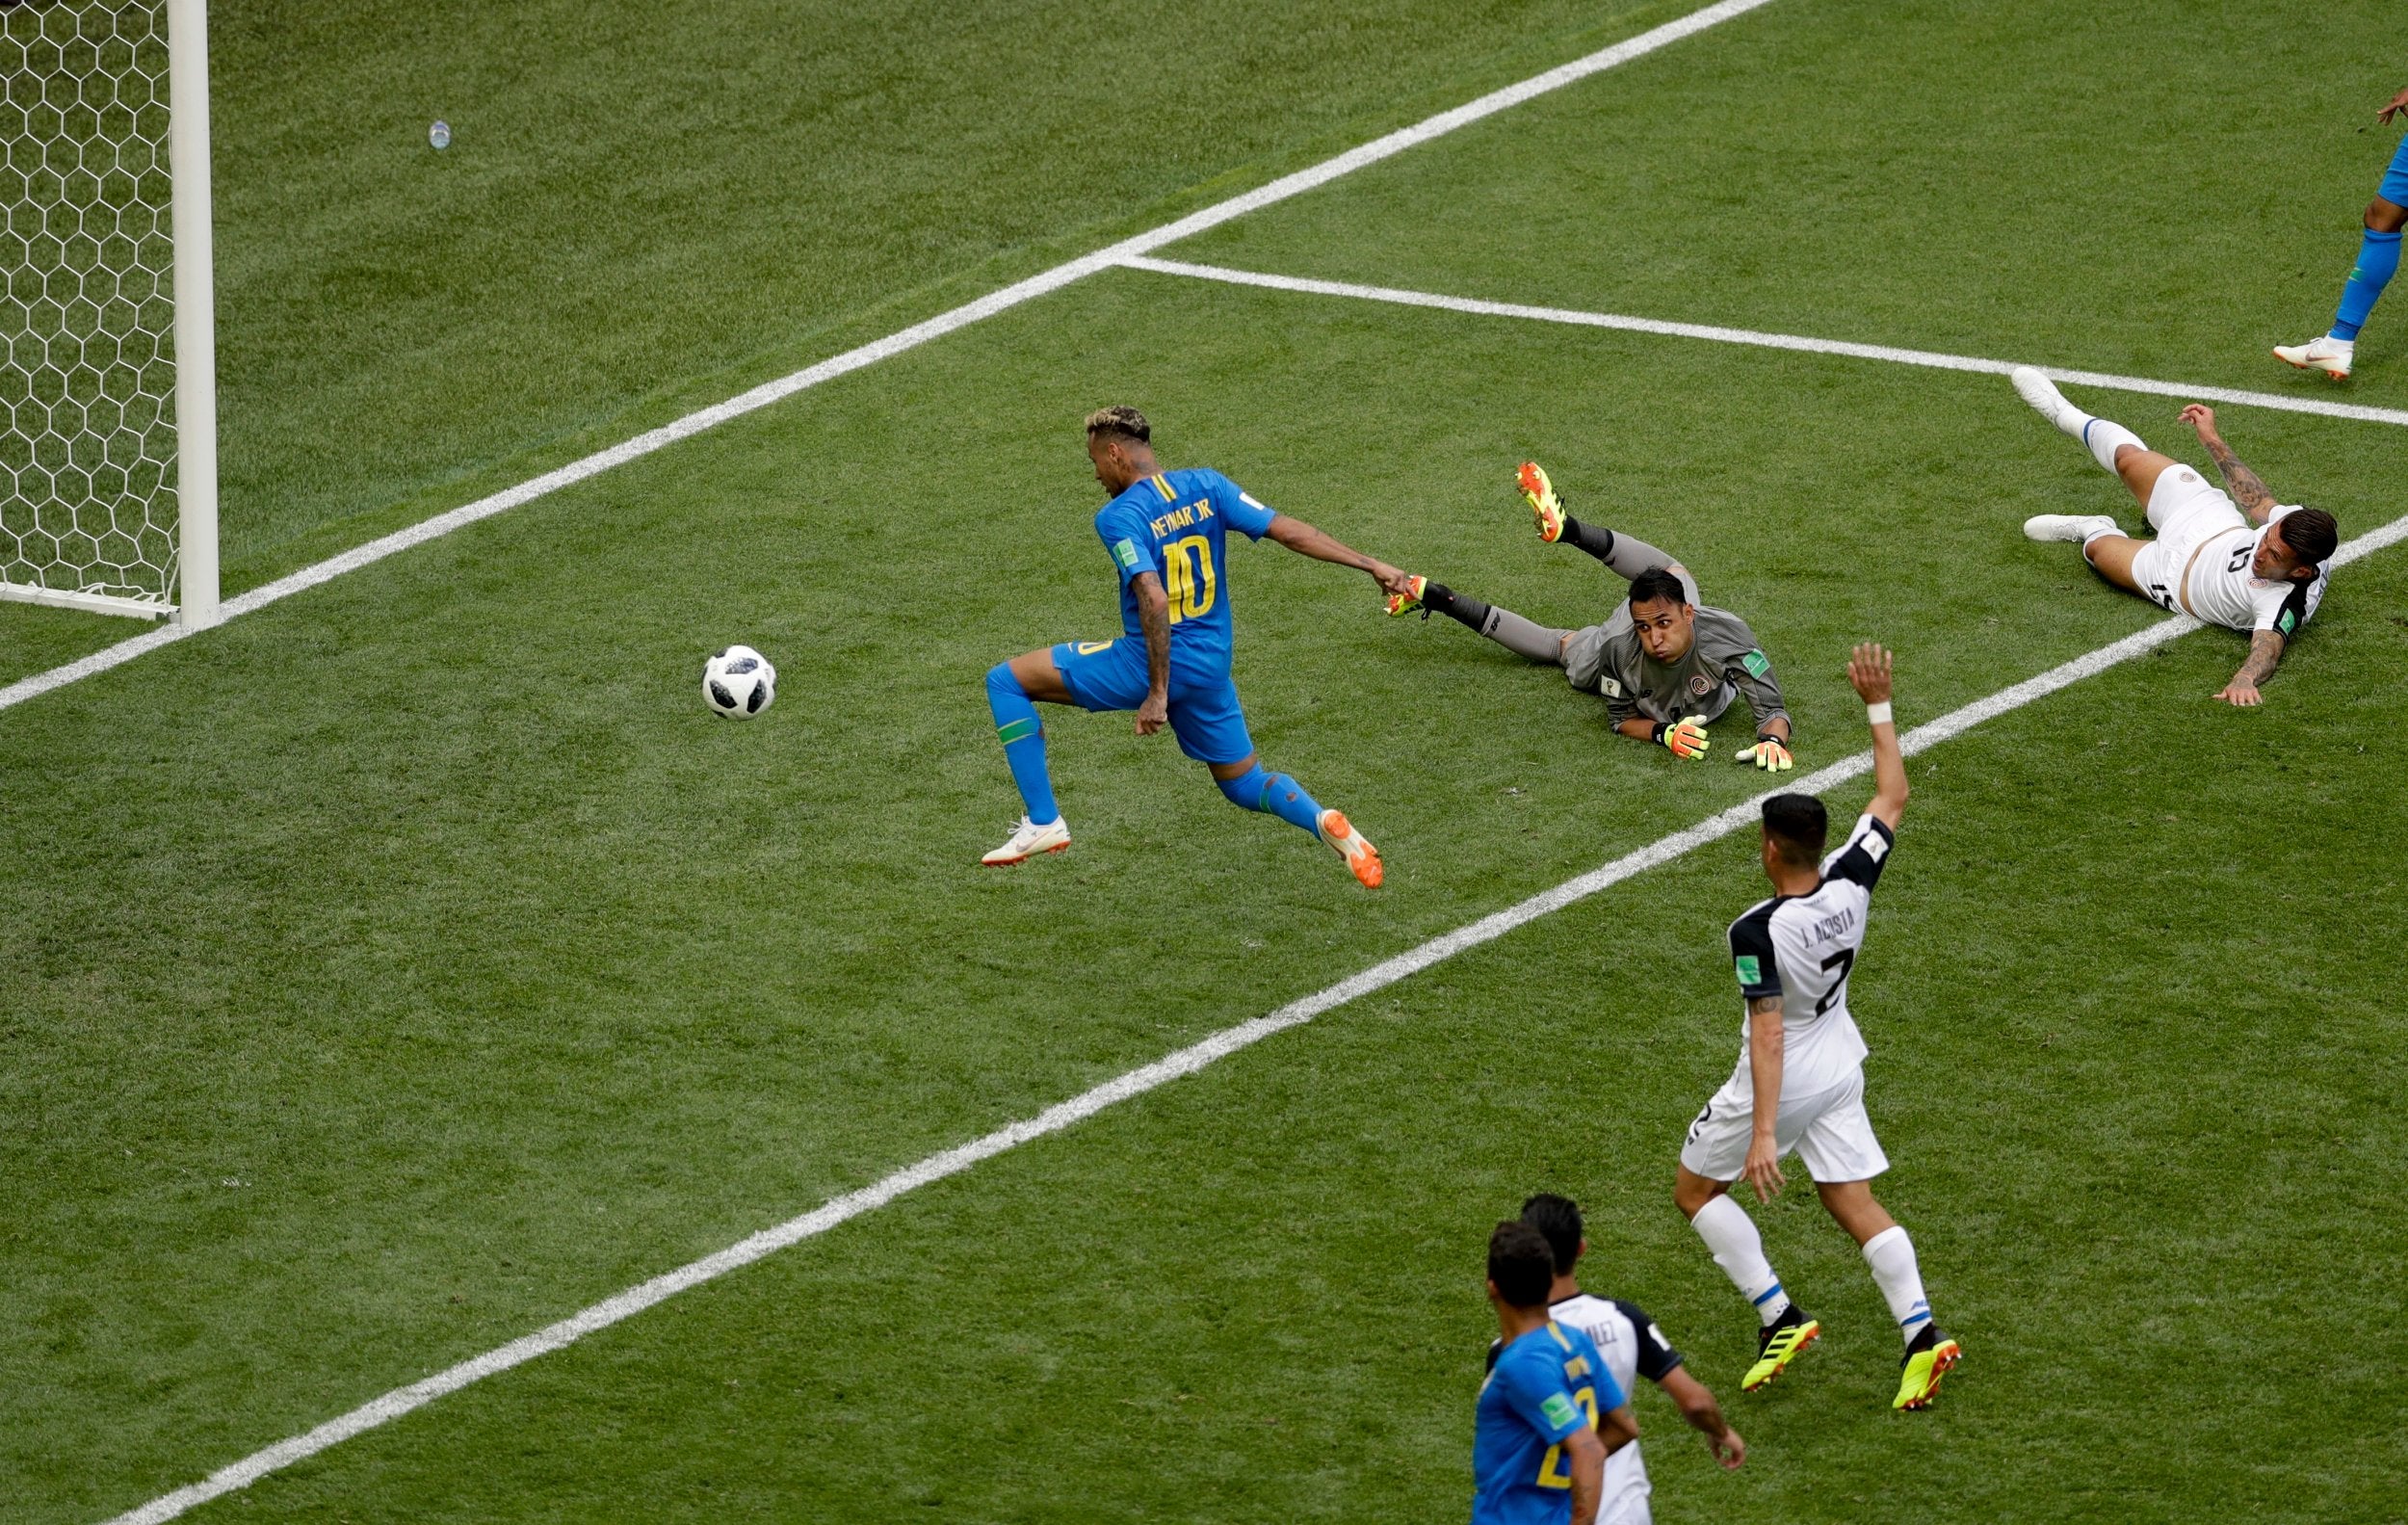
[1475,1221,1637,1525]
[982,406,1411,884]
[2273,86,2408,380]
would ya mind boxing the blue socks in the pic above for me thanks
[984,664,1060,826]
[983,664,1324,842]
[2332,228,2402,341]
[1215,763,1324,836]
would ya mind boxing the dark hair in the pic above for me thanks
[1084,405,1150,445]
[1762,793,1828,867]
[1488,1221,1557,1308]
[2273,508,2338,570]
[1627,566,1688,610]
[1519,1193,1584,1275]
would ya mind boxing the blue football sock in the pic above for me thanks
[1216,763,1323,836]
[984,664,1060,825]
[2332,228,2402,341]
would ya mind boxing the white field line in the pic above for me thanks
[1120,256,2408,429]
[101,505,2408,1525]
[0,0,1782,725]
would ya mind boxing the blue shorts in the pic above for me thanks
[1050,639,1256,765]
[2383,132,2408,208]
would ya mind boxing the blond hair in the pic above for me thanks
[1084,405,1150,444]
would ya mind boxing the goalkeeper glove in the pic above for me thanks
[1652,716,1711,760]
[1736,733,1793,772]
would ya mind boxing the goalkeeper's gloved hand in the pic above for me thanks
[1652,716,1711,760]
[1737,733,1793,772]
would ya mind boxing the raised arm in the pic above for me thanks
[1847,643,1907,829]
[2215,629,2285,707]
[1263,514,1414,598]
[1132,570,1170,736]
[2180,406,2278,524]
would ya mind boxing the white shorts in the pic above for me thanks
[1679,1065,1889,1183]
[2128,466,2247,615]
[1598,1475,1652,1525]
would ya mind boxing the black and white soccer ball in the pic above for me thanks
[701,644,776,720]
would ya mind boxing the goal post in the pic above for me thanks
[0,0,219,627]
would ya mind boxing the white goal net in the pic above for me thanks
[0,0,215,623]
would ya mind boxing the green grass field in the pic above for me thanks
[7,1,2407,1521]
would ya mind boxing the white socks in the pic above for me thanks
[2017,366,2142,474]
[1691,1195,1792,1325]
[1862,1224,1932,1345]
[2079,417,2144,476]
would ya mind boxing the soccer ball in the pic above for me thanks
[701,644,776,720]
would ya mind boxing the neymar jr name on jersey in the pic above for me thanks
[1148,499,1217,539]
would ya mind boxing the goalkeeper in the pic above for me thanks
[1388,463,1794,768]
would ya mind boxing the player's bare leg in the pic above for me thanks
[2075,532,2148,596]
[2016,368,2186,600]
[1817,1178,1960,1410]
[1006,647,1075,702]
[982,648,1077,866]
[1675,1165,1820,1391]
[1205,752,1382,888]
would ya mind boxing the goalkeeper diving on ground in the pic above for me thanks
[1386,462,1796,769]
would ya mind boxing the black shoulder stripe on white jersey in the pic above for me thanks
[1611,1298,1685,1381]
[1728,900,1783,999]
[2272,577,2313,639]
[1822,812,1894,889]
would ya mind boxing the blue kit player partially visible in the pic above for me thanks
[2274,84,2408,380]
[1475,1221,1638,1525]
[981,406,1411,885]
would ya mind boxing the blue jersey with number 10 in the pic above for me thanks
[1094,468,1278,676]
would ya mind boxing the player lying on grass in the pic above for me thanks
[1474,1220,1637,1525]
[981,406,1411,883]
[2271,85,2408,381]
[1673,644,1962,1412]
[1387,463,1795,770]
[1502,1195,1742,1525]
[2013,371,2338,706]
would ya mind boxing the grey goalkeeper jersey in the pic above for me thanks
[1559,569,1788,728]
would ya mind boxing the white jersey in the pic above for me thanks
[1552,1294,1684,1525]
[1491,1294,1687,1525]
[2183,504,2329,635]
[1726,812,1893,1097]
[2136,468,2330,634]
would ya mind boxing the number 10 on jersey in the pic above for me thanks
[1162,535,1217,623]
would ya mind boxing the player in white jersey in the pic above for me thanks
[1499,1195,1742,1525]
[2012,370,2339,706]
[1673,644,1963,1412]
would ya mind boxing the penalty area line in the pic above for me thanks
[1118,256,2408,430]
[99,496,2408,1524]
[1,0,1785,725]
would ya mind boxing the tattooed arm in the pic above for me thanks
[2180,405,2279,522]
[2215,630,2285,707]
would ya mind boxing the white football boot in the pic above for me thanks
[2010,366,2088,435]
[2272,334,2353,380]
[982,815,1070,866]
[2023,514,2121,543]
